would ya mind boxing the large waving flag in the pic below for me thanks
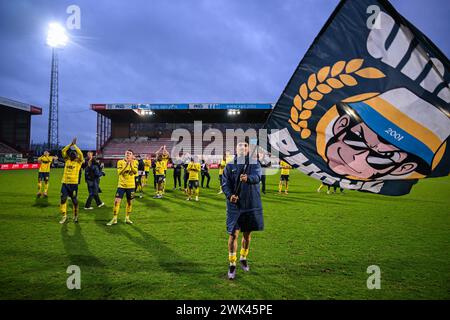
[266,0,450,195]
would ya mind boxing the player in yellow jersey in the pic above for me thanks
[107,149,137,226]
[161,147,170,193]
[317,182,344,195]
[143,154,151,186]
[155,145,170,194]
[278,160,292,194]
[225,150,233,163]
[162,151,169,173]
[186,157,201,201]
[153,154,166,199]
[134,155,144,198]
[59,138,84,224]
[37,150,57,198]
[217,155,227,194]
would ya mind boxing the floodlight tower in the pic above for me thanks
[46,23,68,150]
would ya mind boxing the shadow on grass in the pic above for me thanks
[135,196,166,209]
[60,223,113,297]
[165,195,221,210]
[60,223,105,268]
[32,197,50,208]
[111,225,224,297]
[116,225,202,274]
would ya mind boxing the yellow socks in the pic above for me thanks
[228,252,237,266]
[195,188,199,196]
[44,182,49,194]
[60,202,67,217]
[125,202,132,218]
[240,248,249,260]
[113,202,120,219]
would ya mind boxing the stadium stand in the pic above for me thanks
[102,137,175,158]
[92,103,273,166]
[0,141,20,154]
[0,97,42,162]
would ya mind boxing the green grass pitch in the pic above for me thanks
[0,168,449,299]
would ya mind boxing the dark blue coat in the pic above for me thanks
[222,156,264,234]
[83,161,104,195]
[84,161,103,182]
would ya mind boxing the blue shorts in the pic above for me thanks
[38,172,50,181]
[227,210,264,234]
[155,175,165,184]
[280,175,289,181]
[115,188,134,200]
[61,184,78,200]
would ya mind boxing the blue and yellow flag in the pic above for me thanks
[266,0,450,195]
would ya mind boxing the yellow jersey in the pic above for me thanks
[155,161,165,175]
[38,155,53,173]
[187,162,201,181]
[280,160,292,175]
[161,153,169,170]
[219,160,227,175]
[117,159,138,189]
[144,159,151,171]
[61,145,84,184]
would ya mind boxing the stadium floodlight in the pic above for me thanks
[141,110,154,116]
[46,23,69,150]
[46,23,68,48]
[228,109,240,116]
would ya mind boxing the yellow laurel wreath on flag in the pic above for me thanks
[288,59,386,139]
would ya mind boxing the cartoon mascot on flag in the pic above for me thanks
[315,88,450,180]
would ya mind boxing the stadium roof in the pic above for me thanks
[0,96,42,115]
[91,103,273,123]
[91,103,273,111]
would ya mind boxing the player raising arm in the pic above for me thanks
[59,137,84,224]
[153,154,165,199]
[156,145,170,194]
